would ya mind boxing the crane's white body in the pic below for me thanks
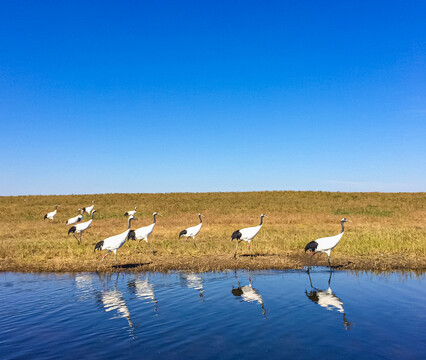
[305,218,350,268]
[183,222,202,238]
[95,216,136,262]
[129,213,159,253]
[179,214,204,247]
[83,201,95,215]
[73,217,94,234]
[312,232,344,256]
[124,206,137,216]
[237,224,262,243]
[69,211,96,244]
[133,223,155,243]
[45,209,57,220]
[66,209,83,225]
[44,204,59,221]
[232,214,267,258]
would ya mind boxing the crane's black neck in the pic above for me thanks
[153,213,157,224]
[341,220,345,233]
[91,212,96,219]
[199,214,203,223]
[259,215,264,226]
[128,217,134,229]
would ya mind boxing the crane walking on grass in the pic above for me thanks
[95,215,136,263]
[304,218,351,269]
[66,209,83,225]
[124,206,138,217]
[44,204,59,221]
[83,200,95,215]
[179,213,204,247]
[231,214,267,258]
[68,210,97,244]
[127,212,160,254]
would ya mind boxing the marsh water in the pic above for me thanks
[1,269,425,360]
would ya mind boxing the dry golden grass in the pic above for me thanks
[0,191,425,272]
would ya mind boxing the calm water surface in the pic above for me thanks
[1,269,425,360]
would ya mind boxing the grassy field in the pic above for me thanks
[0,191,425,272]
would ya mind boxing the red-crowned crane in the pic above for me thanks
[65,209,83,226]
[305,218,351,269]
[68,210,97,244]
[94,215,136,263]
[127,212,160,254]
[82,200,95,215]
[179,213,204,247]
[231,214,267,258]
[124,206,137,217]
[44,204,59,221]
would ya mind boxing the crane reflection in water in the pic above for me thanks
[231,272,266,316]
[127,275,158,312]
[180,272,205,299]
[305,270,352,330]
[97,273,135,338]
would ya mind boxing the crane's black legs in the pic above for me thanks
[233,241,240,258]
[147,241,155,255]
[193,237,197,248]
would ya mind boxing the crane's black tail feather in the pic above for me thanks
[231,230,242,240]
[127,230,136,241]
[94,240,104,252]
[68,226,76,235]
[305,241,318,252]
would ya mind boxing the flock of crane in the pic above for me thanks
[43,201,351,268]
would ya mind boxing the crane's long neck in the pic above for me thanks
[199,214,203,224]
[259,216,264,226]
[128,218,133,229]
[91,212,95,219]
[341,221,345,233]
[153,214,157,224]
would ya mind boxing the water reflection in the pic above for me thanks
[232,273,266,316]
[75,274,95,301]
[97,273,135,337]
[128,276,158,312]
[305,271,351,330]
[180,272,204,299]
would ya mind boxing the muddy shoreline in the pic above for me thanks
[2,252,425,273]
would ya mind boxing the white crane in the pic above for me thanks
[94,215,136,263]
[68,210,97,244]
[44,204,59,221]
[179,213,204,247]
[124,206,137,216]
[305,218,351,269]
[65,209,83,226]
[231,214,267,258]
[127,212,160,254]
[82,200,95,215]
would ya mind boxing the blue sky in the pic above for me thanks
[0,1,425,195]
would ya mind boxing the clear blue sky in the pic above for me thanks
[1,1,425,195]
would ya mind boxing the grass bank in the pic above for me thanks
[0,191,425,272]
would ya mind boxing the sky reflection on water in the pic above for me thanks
[2,269,425,360]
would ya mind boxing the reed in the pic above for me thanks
[0,191,425,272]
